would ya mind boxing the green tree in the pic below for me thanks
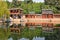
[20,1,43,14]
[12,0,21,8]
[45,0,60,13]
[6,0,11,8]
[24,0,33,3]
[0,0,10,18]
[0,28,11,40]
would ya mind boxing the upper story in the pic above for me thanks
[9,8,23,15]
[9,8,60,18]
[25,9,60,18]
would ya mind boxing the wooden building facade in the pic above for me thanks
[9,9,60,28]
[42,9,53,18]
[9,8,23,19]
[25,9,55,28]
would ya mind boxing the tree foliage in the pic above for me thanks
[0,28,11,40]
[7,0,60,14]
[45,0,60,10]
[18,2,43,14]
[0,0,10,18]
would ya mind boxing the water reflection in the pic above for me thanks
[0,22,60,40]
[19,38,29,40]
[8,38,13,40]
[33,37,45,40]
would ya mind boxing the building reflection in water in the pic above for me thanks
[0,22,60,40]
[9,22,55,33]
[2,9,60,40]
[19,38,29,40]
[32,37,45,40]
[10,23,25,34]
[8,38,13,40]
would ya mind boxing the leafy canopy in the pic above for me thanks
[0,0,10,18]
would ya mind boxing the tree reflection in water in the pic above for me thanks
[45,28,60,40]
[0,23,10,40]
[0,23,60,40]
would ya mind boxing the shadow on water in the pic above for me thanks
[0,22,60,40]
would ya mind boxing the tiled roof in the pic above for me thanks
[9,8,23,10]
[42,9,53,14]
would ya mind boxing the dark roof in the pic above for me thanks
[42,9,54,14]
[9,8,23,10]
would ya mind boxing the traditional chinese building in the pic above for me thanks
[42,9,53,28]
[9,8,23,19]
[42,9,53,18]
[25,9,54,27]
[25,14,42,18]
[54,14,60,18]
[8,8,60,33]
[9,8,60,28]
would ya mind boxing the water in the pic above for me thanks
[0,22,60,40]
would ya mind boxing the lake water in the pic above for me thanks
[0,22,60,40]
